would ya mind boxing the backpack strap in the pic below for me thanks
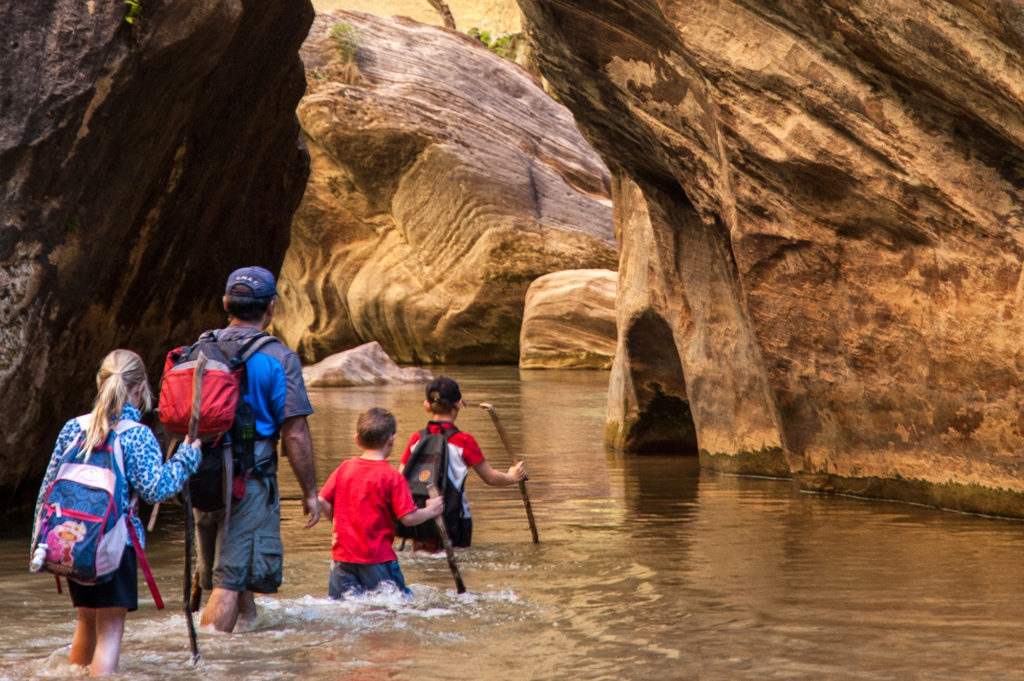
[111,418,140,479]
[199,329,279,365]
[125,514,164,609]
[237,332,279,364]
[111,418,163,609]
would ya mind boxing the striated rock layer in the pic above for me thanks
[518,1,1024,514]
[0,0,313,511]
[277,10,615,365]
[519,269,617,369]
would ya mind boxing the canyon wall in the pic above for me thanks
[518,0,1024,514]
[312,0,521,34]
[0,0,312,511]
[277,10,615,364]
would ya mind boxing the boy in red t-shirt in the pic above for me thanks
[318,407,442,597]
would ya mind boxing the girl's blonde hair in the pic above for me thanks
[81,349,153,454]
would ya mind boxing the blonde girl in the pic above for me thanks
[33,349,200,676]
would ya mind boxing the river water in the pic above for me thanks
[4,366,1024,680]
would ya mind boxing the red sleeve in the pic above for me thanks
[390,470,418,519]
[319,466,339,501]
[454,432,485,467]
[400,432,421,465]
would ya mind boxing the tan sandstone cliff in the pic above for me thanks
[313,0,521,34]
[276,10,615,364]
[518,0,1024,514]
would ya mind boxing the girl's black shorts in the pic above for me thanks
[68,549,138,611]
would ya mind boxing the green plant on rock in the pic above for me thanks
[124,0,142,24]
[331,22,362,63]
[467,27,520,59]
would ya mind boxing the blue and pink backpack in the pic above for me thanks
[31,416,163,607]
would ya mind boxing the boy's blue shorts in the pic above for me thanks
[329,560,411,599]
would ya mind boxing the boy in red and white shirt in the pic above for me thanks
[401,376,526,548]
[318,408,442,597]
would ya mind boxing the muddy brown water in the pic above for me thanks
[4,366,1024,680]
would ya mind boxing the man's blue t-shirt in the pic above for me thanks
[214,326,313,439]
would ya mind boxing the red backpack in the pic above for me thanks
[158,331,277,437]
[158,331,279,511]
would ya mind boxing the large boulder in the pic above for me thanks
[1,0,313,512]
[519,269,617,369]
[275,10,616,365]
[519,1,1024,514]
[303,341,432,387]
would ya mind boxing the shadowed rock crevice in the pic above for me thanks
[622,310,698,456]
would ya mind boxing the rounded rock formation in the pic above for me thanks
[519,269,617,370]
[275,10,616,365]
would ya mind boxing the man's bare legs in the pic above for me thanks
[200,587,240,632]
[200,587,258,632]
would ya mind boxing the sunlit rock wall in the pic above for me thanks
[519,0,1024,514]
[277,10,615,364]
[0,0,312,511]
[313,0,521,34]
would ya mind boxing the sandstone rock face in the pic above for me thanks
[519,269,616,369]
[313,0,521,34]
[276,10,616,365]
[303,341,433,387]
[1,0,312,511]
[519,1,1024,513]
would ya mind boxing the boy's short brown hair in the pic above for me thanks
[356,407,397,449]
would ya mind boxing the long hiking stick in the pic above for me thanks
[478,403,539,543]
[427,483,466,594]
[183,351,205,664]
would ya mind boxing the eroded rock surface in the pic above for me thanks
[519,1,1024,513]
[519,269,616,369]
[303,341,432,387]
[1,0,312,511]
[276,10,616,365]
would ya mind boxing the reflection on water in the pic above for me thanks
[4,366,1024,680]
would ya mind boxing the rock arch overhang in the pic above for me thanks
[519,0,1024,514]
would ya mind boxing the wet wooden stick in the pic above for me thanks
[183,351,204,664]
[427,483,466,594]
[478,403,539,543]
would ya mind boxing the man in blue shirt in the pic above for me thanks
[195,266,322,632]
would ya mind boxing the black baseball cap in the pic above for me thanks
[426,376,462,405]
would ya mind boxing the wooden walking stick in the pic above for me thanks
[182,351,205,664]
[427,483,466,594]
[146,434,180,532]
[478,403,539,544]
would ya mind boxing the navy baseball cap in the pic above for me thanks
[225,266,277,298]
